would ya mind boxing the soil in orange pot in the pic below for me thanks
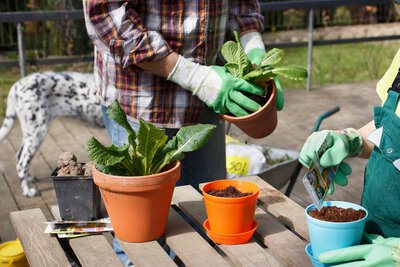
[207,185,252,198]
[308,206,366,222]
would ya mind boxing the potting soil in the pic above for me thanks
[207,185,252,198]
[308,206,366,222]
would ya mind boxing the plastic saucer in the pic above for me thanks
[203,219,258,245]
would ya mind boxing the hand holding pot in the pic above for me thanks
[168,55,264,117]
[299,128,363,194]
[319,232,400,266]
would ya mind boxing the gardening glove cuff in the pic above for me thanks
[240,32,266,66]
[167,55,221,105]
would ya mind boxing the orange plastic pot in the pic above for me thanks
[222,81,277,139]
[202,180,259,234]
[92,161,180,242]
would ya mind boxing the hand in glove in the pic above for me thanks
[168,55,264,117]
[299,128,363,194]
[319,232,400,267]
[240,31,284,111]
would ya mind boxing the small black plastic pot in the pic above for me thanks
[51,168,101,221]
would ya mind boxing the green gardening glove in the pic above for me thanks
[168,55,264,117]
[299,129,363,194]
[319,232,400,266]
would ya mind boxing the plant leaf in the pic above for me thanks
[106,100,137,148]
[86,137,129,166]
[225,63,241,77]
[137,119,168,175]
[259,48,284,67]
[221,41,239,64]
[272,65,308,80]
[151,124,216,174]
[243,70,264,81]
[233,31,252,77]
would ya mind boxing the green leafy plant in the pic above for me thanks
[85,100,216,176]
[221,31,308,85]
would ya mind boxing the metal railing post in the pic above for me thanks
[17,22,26,77]
[306,9,314,91]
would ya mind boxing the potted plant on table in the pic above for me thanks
[51,152,101,221]
[201,179,260,245]
[305,201,368,266]
[220,32,308,138]
[85,100,215,242]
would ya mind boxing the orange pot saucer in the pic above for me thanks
[203,219,258,245]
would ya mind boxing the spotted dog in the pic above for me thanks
[0,72,104,197]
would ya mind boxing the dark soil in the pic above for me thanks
[308,206,366,222]
[207,185,252,198]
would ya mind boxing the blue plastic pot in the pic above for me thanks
[305,201,368,258]
[305,243,332,267]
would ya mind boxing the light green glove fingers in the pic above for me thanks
[320,137,348,167]
[274,77,284,111]
[319,245,371,263]
[229,91,261,113]
[299,131,331,168]
[327,162,351,194]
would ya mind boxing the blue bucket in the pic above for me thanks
[305,201,368,257]
[305,243,332,267]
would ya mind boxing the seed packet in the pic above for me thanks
[302,132,337,211]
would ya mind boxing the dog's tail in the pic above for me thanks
[0,83,17,142]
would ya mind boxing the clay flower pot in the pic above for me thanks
[222,80,277,139]
[92,161,180,242]
[305,201,368,258]
[202,180,259,235]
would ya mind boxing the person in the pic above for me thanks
[299,36,400,267]
[82,1,277,189]
[83,1,278,266]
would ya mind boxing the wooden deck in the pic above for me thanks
[0,80,379,243]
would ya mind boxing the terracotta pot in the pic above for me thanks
[202,179,259,234]
[92,161,180,242]
[222,81,277,139]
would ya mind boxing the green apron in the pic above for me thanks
[362,76,400,237]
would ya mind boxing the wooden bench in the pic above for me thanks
[10,176,310,267]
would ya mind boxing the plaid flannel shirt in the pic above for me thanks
[83,0,264,128]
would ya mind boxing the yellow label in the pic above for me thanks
[226,156,250,176]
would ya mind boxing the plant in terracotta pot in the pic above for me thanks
[305,201,368,266]
[51,152,101,221]
[220,32,308,138]
[85,100,216,242]
[201,179,259,245]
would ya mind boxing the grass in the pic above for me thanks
[0,41,399,116]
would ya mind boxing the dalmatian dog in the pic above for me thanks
[0,72,104,197]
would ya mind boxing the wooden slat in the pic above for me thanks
[253,208,309,267]
[50,206,123,267]
[238,176,309,240]
[172,186,284,267]
[165,208,230,267]
[10,208,70,267]
[0,172,18,241]
[117,238,176,267]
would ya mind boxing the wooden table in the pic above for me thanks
[10,176,311,267]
